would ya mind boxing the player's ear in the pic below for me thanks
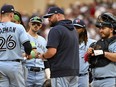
[29,22,31,26]
[10,13,14,19]
[110,28,113,33]
[39,24,42,28]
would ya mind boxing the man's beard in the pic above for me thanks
[50,21,57,27]
[100,33,110,39]
[32,29,38,33]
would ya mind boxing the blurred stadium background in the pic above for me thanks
[0,0,116,40]
[0,0,96,15]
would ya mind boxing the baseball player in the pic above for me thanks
[73,18,96,87]
[0,4,32,87]
[25,16,50,87]
[12,11,25,27]
[12,10,29,82]
[87,12,116,87]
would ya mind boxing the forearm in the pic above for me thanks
[104,52,116,62]
[43,53,53,59]
[42,48,56,59]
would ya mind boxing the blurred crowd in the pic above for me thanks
[15,0,116,40]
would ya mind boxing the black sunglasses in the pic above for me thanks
[32,22,41,26]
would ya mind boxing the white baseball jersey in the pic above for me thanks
[26,33,47,68]
[79,38,96,74]
[0,22,29,60]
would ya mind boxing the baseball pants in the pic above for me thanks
[26,70,45,87]
[51,76,79,87]
[78,74,89,87]
[91,78,116,87]
[0,61,25,87]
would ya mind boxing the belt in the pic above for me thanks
[94,76,116,80]
[79,73,88,76]
[12,59,22,62]
[0,59,22,62]
[28,67,44,72]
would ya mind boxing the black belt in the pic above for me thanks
[12,59,22,62]
[79,73,88,76]
[94,76,116,80]
[28,67,44,72]
[0,59,22,62]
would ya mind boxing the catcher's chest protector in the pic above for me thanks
[89,36,116,68]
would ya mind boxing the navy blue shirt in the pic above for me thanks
[47,20,79,78]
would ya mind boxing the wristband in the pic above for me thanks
[93,50,104,56]
[42,54,47,61]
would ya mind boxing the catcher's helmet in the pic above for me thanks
[96,12,116,34]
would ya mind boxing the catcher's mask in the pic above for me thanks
[95,12,116,34]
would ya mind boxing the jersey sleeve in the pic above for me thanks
[47,27,60,48]
[109,41,116,52]
[19,25,29,44]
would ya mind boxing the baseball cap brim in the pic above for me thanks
[43,13,55,18]
[31,20,42,23]
[73,24,84,28]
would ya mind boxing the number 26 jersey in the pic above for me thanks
[0,22,29,60]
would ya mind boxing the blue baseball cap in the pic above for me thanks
[1,4,15,14]
[73,18,86,28]
[43,7,64,18]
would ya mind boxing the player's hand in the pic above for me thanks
[26,49,40,59]
[38,54,47,61]
[84,47,95,62]
[87,47,94,56]
[38,54,44,59]
[87,47,104,56]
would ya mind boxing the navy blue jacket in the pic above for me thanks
[47,20,79,78]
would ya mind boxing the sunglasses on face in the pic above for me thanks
[31,22,41,26]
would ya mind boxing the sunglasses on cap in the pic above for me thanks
[31,22,41,26]
[30,16,42,23]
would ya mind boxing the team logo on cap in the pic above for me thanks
[11,9,14,11]
[76,19,80,23]
[47,8,51,13]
